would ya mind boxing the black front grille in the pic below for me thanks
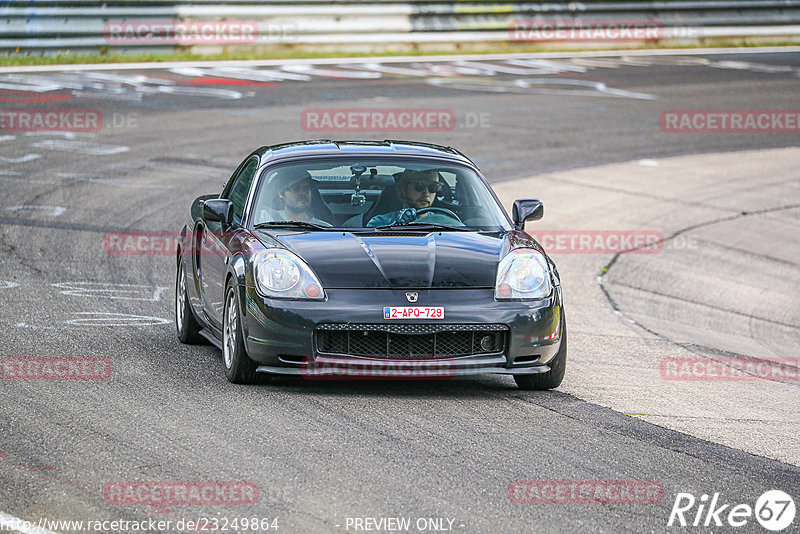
[316,323,508,359]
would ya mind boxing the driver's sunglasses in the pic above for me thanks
[411,182,442,194]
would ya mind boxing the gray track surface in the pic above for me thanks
[1,50,798,533]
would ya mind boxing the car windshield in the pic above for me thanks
[249,157,512,231]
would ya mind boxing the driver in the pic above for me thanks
[367,169,442,227]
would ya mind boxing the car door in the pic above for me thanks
[199,156,259,329]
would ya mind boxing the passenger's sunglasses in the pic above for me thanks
[411,182,442,194]
[286,183,312,194]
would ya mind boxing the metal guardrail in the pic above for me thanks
[1,1,799,53]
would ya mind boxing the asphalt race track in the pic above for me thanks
[1,48,799,533]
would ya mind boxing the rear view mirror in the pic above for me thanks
[203,199,234,227]
[512,199,544,230]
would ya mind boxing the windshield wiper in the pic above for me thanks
[372,222,471,232]
[253,221,336,231]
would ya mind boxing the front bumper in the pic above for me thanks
[240,285,563,377]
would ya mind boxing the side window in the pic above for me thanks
[223,159,258,225]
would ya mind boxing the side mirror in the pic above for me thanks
[203,199,234,227]
[512,199,544,229]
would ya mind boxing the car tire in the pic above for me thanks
[514,319,566,391]
[176,260,203,344]
[222,283,261,384]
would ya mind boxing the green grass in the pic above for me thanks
[2,39,799,67]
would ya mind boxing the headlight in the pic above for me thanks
[253,249,325,300]
[495,248,551,300]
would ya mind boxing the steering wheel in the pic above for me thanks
[415,207,464,224]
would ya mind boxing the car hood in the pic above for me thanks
[256,230,538,289]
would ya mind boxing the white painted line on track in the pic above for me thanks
[506,58,588,72]
[454,60,564,75]
[426,76,656,99]
[23,132,95,139]
[710,59,797,73]
[0,511,61,534]
[52,282,168,301]
[152,85,244,99]
[31,140,129,155]
[341,63,429,76]
[0,46,798,73]
[0,176,57,185]
[57,173,175,189]
[170,66,310,81]
[82,72,175,86]
[63,312,171,327]
[0,154,41,163]
[0,81,64,91]
[0,174,173,189]
[5,205,65,217]
[280,64,382,78]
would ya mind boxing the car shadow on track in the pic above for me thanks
[249,374,549,399]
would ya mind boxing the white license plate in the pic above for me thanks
[383,306,444,319]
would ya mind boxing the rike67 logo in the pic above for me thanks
[668,490,795,531]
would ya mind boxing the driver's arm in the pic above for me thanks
[367,208,417,227]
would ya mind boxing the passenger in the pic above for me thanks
[260,170,331,226]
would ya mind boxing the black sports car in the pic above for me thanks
[175,140,565,390]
